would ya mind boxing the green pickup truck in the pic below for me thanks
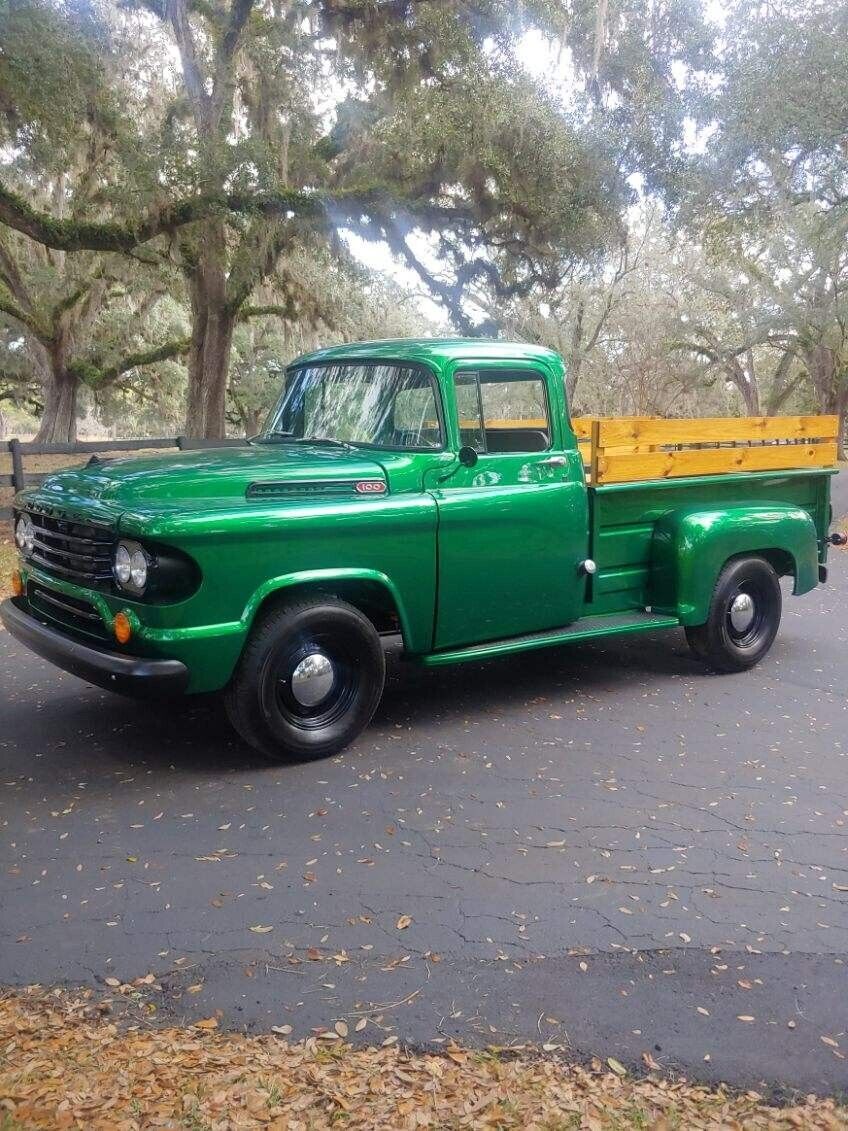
[3,339,843,761]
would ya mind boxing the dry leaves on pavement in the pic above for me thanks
[1,987,847,1130]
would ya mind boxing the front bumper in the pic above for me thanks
[0,598,189,698]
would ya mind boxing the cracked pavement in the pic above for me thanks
[2,540,848,1095]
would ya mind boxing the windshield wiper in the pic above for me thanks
[255,432,356,450]
[297,436,355,450]
[255,430,296,444]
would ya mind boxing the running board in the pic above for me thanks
[418,611,680,667]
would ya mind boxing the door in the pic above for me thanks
[432,362,589,649]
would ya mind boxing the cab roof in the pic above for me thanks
[291,337,561,370]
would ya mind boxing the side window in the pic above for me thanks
[455,372,485,451]
[454,370,551,453]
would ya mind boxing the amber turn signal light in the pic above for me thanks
[11,569,23,598]
[113,611,132,644]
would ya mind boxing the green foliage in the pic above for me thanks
[2,0,844,448]
[226,245,438,433]
[0,0,109,167]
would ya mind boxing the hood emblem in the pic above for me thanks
[246,478,388,500]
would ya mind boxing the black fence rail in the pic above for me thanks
[2,435,245,520]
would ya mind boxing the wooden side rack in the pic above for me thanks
[571,415,839,485]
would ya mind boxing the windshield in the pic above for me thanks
[259,362,443,450]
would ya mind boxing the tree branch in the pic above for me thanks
[0,235,35,315]
[0,180,474,254]
[69,336,191,386]
[167,0,211,131]
[0,285,37,335]
[220,0,255,63]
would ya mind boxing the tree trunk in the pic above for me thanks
[836,388,847,462]
[802,344,847,460]
[35,334,79,443]
[184,221,237,440]
[765,350,800,416]
[727,356,760,415]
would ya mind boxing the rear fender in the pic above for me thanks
[651,504,819,625]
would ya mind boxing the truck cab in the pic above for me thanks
[2,338,840,762]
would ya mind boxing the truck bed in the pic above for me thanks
[588,468,834,615]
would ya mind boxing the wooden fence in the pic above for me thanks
[1,435,245,518]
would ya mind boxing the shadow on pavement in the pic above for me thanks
[4,624,705,778]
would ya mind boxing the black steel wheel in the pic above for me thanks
[685,555,782,673]
[225,595,385,761]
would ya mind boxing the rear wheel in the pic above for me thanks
[685,556,782,673]
[225,596,385,761]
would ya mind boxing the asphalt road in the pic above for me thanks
[2,509,848,1097]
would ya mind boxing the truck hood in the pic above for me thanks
[23,444,392,518]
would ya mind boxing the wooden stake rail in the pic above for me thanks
[571,415,839,485]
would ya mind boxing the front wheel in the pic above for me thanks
[225,596,385,762]
[685,556,782,673]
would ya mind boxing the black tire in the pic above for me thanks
[685,555,782,673]
[225,595,385,762]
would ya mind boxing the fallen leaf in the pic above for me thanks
[271,1024,292,1036]
[194,1017,218,1030]
[355,1017,367,1032]
[737,1015,755,1023]
[248,925,274,934]
[396,915,413,930]
[335,1020,349,1037]
[607,1057,626,1077]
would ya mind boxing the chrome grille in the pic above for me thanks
[27,581,109,641]
[24,510,116,588]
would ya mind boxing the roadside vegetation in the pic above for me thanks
[2,988,846,1130]
[1,1,846,450]
[0,532,15,599]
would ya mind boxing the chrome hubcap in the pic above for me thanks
[290,652,335,707]
[729,592,756,633]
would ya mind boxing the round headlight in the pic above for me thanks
[129,549,148,590]
[15,514,34,557]
[114,543,132,585]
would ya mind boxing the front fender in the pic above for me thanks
[243,567,421,649]
[651,504,819,625]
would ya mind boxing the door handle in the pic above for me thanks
[539,456,568,467]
